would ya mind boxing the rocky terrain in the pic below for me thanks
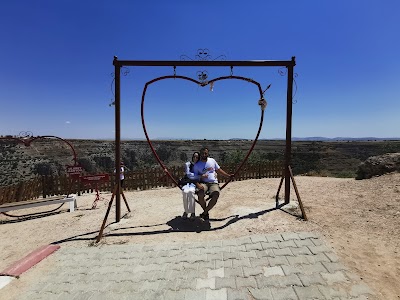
[1,138,400,186]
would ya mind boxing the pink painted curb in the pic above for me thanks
[0,244,60,277]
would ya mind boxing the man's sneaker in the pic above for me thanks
[182,212,188,219]
[189,213,195,221]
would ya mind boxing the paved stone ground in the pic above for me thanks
[18,232,375,300]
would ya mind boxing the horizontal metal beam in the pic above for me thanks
[113,57,296,68]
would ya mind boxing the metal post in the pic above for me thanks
[284,57,295,204]
[114,56,121,222]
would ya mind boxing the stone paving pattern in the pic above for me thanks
[18,232,375,300]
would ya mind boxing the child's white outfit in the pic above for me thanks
[181,161,199,217]
[182,183,196,215]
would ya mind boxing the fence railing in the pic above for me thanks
[0,161,283,206]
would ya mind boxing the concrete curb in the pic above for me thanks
[0,244,60,277]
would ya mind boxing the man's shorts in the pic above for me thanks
[199,182,220,195]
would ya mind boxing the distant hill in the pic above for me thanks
[270,137,400,141]
[1,139,400,186]
[154,137,400,142]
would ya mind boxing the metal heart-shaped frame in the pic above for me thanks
[141,75,267,190]
[0,135,80,217]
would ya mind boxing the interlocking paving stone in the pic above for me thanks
[232,258,251,268]
[261,241,279,249]
[197,261,216,269]
[207,252,223,261]
[267,234,284,242]
[206,288,227,300]
[235,276,257,288]
[270,286,298,300]
[277,240,297,248]
[293,239,315,247]
[321,271,349,285]
[290,245,313,256]
[307,252,331,263]
[164,289,186,300]
[245,242,263,251]
[236,237,253,245]
[273,247,293,256]
[208,267,224,278]
[263,266,284,277]
[10,233,374,300]
[308,244,333,254]
[298,273,326,286]
[243,266,263,277]
[222,239,238,247]
[294,286,325,299]
[252,255,273,267]
[325,252,340,263]
[226,288,248,300]
[281,232,300,241]
[215,277,236,289]
[71,291,94,300]
[184,289,206,300]
[239,250,257,259]
[286,254,310,265]
[322,261,347,273]
[223,251,241,260]
[215,259,233,268]
[196,278,215,289]
[254,249,270,258]
[267,255,289,266]
[230,245,246,252]
[318,285,348,298]
[248,287,273,299]
[224,267,244,277]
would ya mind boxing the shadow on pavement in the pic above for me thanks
[51,204,301,245]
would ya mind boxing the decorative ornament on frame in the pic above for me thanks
[258,84,271,111]
[258,98,267,111]
[197,70,209,85]
[278,67,298,104]
[109,67,130,107]
[180,48,227,62]
[18,131,33,139]
[180,49,227,86]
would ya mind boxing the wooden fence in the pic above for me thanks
[0,161,283,205]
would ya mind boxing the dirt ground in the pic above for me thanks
[1,173,399,299]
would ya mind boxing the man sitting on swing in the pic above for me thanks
[193,147,234,221]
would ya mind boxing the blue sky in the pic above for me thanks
[1,0,399,140]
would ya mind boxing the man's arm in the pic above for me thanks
[216,168,234,179]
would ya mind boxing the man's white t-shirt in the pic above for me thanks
[193,158,220,183]
[114,166,125,180]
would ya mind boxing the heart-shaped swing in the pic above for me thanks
[141,74,268,191]
[0,135,79,217]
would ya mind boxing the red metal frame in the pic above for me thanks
[112,56,296,222]
[141,74,266,190]
[0,135,79,167]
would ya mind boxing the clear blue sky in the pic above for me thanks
[1,0,399,140]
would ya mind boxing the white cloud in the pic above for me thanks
[65,121,71,124]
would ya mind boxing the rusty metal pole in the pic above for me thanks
[114,56,121,222]
[284,57,295,204]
